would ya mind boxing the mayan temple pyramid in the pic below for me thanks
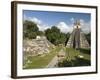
[66,20,90,49]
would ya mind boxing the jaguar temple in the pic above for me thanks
[66,20,90,49]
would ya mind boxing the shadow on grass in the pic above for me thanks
[58,56,91,67]
[79,48,91,55]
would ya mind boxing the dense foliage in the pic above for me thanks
[45,26,67,45]
[23,20,44,39]
[23,20,39,39]
[58,57,90,67]
[23,20,90,46]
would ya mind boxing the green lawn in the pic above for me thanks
[23,46,91,69]
[23,46,61,69]
[58,47,91,67]
[65,48,90,61]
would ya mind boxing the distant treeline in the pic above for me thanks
[23,20,91,46]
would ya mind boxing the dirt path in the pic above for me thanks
[46,49,66,68]
[46,56,58,68]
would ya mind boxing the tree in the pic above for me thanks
[59,33,66,45]
[45,26,67,45]
[23,20,39,39]
[45,26,60,45]
[51,26,60,33]
[37,31,44,36]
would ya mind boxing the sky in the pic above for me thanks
[23,10,91,33]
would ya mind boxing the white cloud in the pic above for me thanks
[24,15,50,31]
[70,17,75,24]
[28,17,42,25]
[56,22,73,33]
[56,18,90,34]
[80,19,90,33]
[24,15,90,33]
[37,24,50,31]
[70,18,90,33]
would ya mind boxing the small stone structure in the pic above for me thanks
[23,36,55,56]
